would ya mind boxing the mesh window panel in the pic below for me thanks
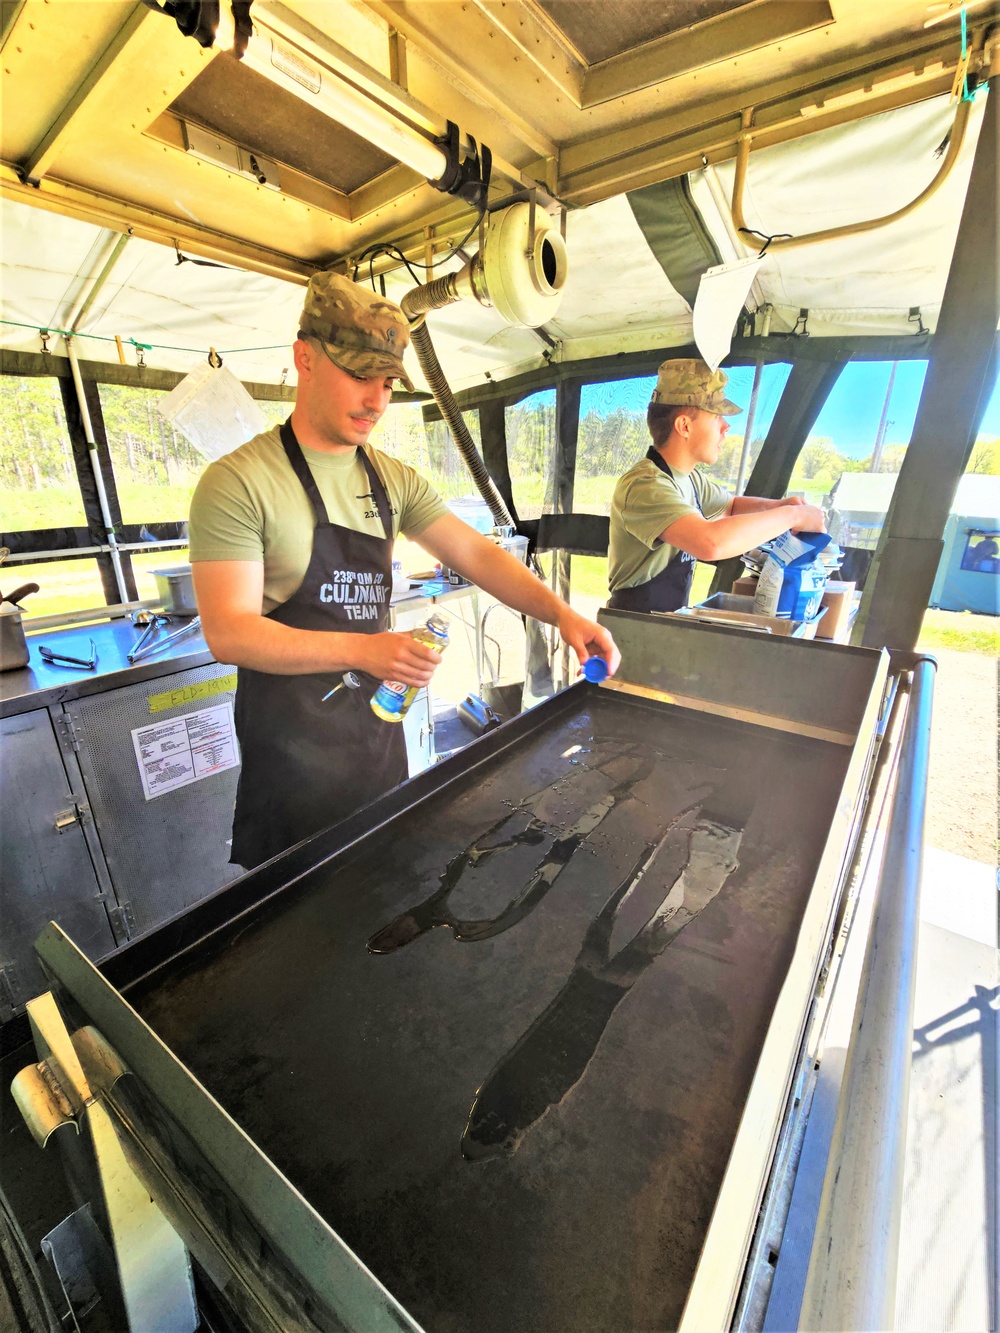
[970,370,1000,469]
[98,383,206,525]
[802,360,928,500]
[13,558,106,621]
[700,362,790,494]
[505,391,556,520]
[577,366,796,508]
[69,662,242,937]
[577,377,656,515]
[568,554,608,620]
[0,375,85,532]
[370,402,484,504]
[130,547,190,604]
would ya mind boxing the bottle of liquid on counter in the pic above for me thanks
[370,612,449,723]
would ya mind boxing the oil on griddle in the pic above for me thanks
[131,691,852,1333]
[366,744,745,1161]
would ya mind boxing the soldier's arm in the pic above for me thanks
[661,504,826,562]
[192,561,442,684]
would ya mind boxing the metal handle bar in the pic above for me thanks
[688,611,774,633]
[799,656,936,1331]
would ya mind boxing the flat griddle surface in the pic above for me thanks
[130,691,851,1332]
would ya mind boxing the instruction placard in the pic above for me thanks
[131,702,239,801]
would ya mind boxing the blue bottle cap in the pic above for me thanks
[582,656,608,684]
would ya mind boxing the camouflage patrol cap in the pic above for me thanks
[650,358,741,416]
[300,271,413,391]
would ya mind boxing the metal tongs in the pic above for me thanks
[128,615,202,664]
[39,640,99,670]
[127,610,171,663]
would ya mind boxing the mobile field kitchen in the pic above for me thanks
[0,1,997,1330]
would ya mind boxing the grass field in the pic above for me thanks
[2,479,199,532]
[917,608,1000,655]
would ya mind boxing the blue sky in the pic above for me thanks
[812,361,929,456]
[584,360,1000,458]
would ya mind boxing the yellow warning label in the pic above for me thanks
[148,674,237,714]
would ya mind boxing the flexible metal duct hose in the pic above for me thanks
[402,283,515,529]
[401,274,462,319]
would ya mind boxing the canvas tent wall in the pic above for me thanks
[929,474,1000,613]
[830,471,1000,612]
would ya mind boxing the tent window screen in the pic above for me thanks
[130,546,190,603]
[575,366,794,506]
[0,375,85,532]
[98,384,206,524]
[506,391,556,519]
[9,558,106,619]
[375,402,483,502]
[960,532,1000,574]
[577,377,654,513]
[805,360,929,492]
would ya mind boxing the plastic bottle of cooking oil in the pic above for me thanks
[370,612,449,722]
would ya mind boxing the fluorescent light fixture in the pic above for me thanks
[238,16,449,182]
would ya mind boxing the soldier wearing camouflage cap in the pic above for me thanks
[299,270,414,392]
[607,357,826,615]
[650,357,741,415]
[190,269,620,869]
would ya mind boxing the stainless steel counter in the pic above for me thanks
[0,618,213,719]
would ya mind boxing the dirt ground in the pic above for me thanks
[923,646,998,864]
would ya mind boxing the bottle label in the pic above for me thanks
[371,679,409,717]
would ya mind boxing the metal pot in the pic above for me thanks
[152,564,198,616]
[0,606,29,671]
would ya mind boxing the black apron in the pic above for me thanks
[608,448,704,615]
[230,421,407,869]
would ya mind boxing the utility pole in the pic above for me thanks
[870,361,898,473]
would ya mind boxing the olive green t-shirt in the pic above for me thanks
[189,425,449,612]
[608,456,731,592]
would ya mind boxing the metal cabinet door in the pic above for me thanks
[0,709,114,1019]
[69,663,242,938]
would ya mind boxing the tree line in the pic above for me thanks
[2,373,998,514]
[0,377,208,493]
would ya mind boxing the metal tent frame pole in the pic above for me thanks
[856,74,999,651]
